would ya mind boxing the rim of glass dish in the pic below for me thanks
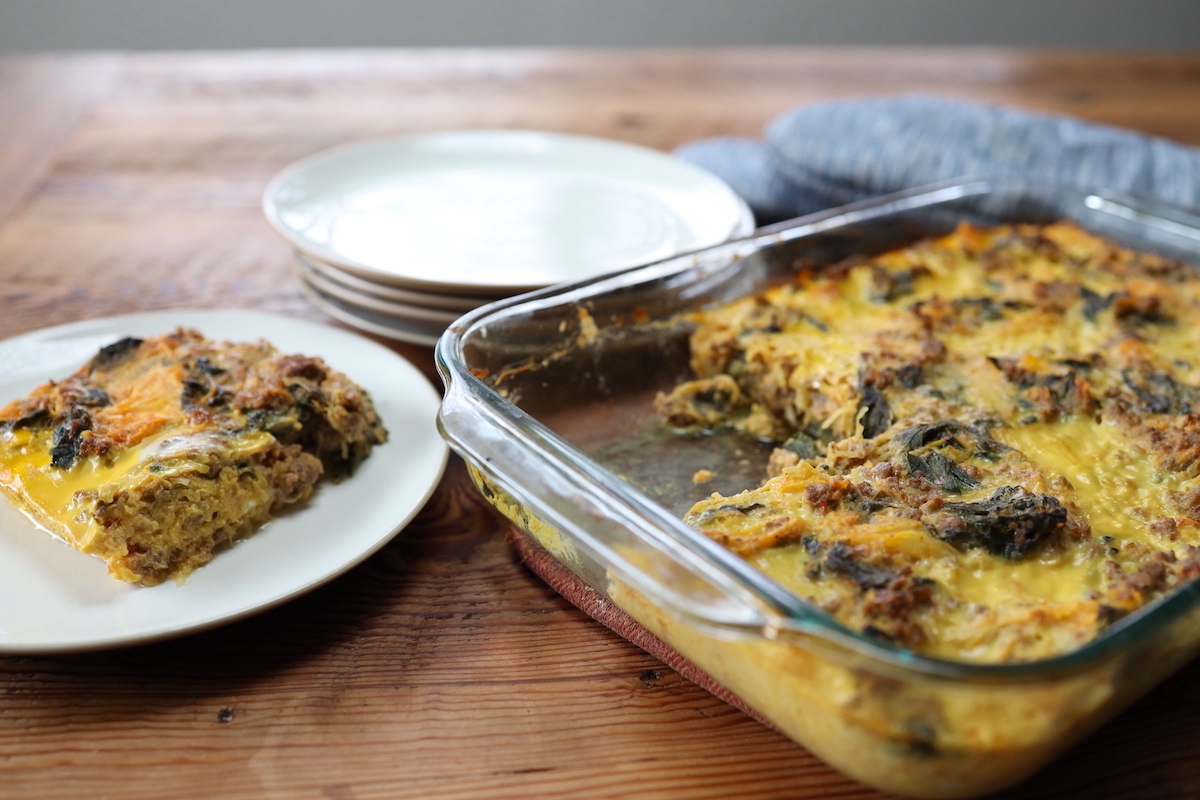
[437,176,1200,681]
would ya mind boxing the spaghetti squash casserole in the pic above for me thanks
[657,221,1200,663]
[0,329,387,585]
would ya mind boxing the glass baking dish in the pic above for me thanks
[434,177,1200,798]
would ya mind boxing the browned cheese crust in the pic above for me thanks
[656,222,1200,663]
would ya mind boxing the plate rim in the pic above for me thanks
[294,257,463,324]
[297,251,492,311]
[0,309,448,654]
[299,279,447,347]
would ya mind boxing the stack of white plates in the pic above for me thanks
[263,130,754,346]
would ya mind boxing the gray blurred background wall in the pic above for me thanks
[1,0,1199,52]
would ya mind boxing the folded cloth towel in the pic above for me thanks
[675,95,1200,225]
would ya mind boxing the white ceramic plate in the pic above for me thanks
[0,311,448,653]
[263,130,755,294]
[298,277,452,347]
[297,251,491,312]
[294,255,462,325]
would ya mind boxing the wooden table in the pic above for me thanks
[3,48,1200,799]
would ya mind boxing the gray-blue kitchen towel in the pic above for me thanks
[675,95,1200,225]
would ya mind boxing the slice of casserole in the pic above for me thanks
[657,221,1200,662]
[0,329,387,585]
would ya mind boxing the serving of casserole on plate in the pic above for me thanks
[0,328,388,586]
[0,311,447,654]
[437,179,1200,798]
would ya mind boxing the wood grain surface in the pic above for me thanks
[3,49,1200,799]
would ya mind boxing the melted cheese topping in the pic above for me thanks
[662,221,1200,662]
[0,426,275,550]
[995,420,1197,544]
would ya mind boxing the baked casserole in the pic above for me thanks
[437,181,1200,797]
[0,328,387,585]
[657,220,1200,663]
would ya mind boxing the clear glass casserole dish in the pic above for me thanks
[435,177,1200,798]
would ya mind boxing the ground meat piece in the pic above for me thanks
[1031,280,1080,314]
[1105,398,1200,474]
[1102,552,1176,617]
[703,515,808,558]
[1149,517,1179,540]
[805,479,852,513]
[257,443,324,507]
[863,574,934,637]
[1178,547,1200,581]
